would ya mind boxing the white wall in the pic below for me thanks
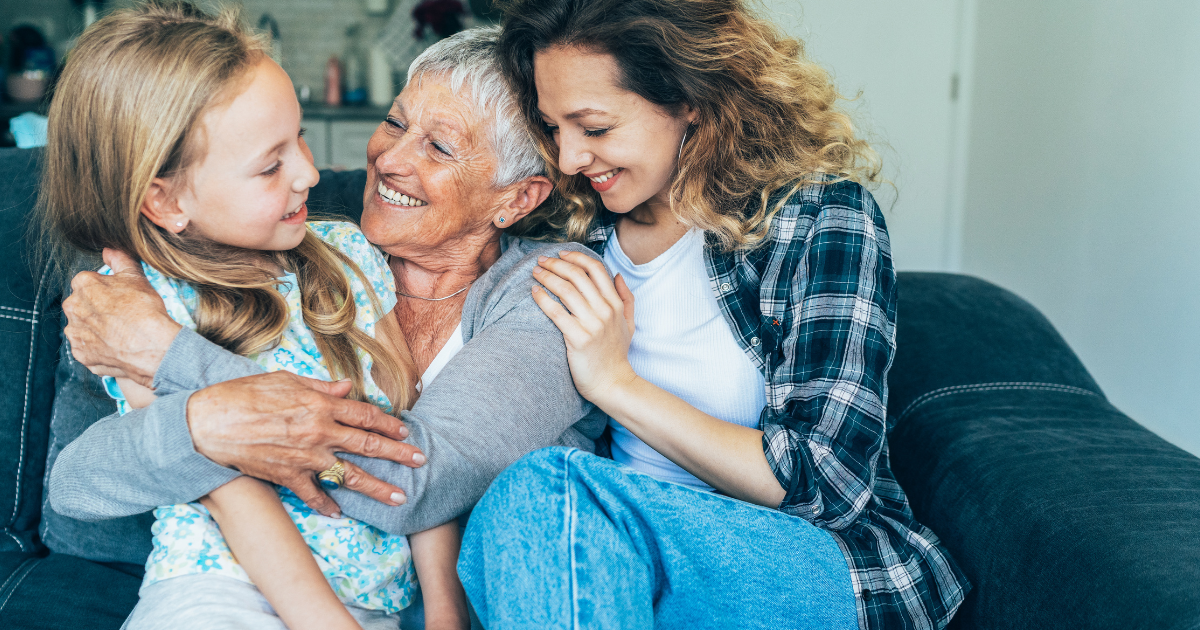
[761,1,1199,456]
[760,0,968,272]
[959,0,1200,455]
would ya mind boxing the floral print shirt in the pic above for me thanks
[102,221,416,612]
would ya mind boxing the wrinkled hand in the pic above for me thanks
[531,250,639,404]
[63,248,181,388]
[187,371,426,516]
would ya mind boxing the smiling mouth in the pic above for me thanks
[588,168,622,183]
[378,180,427,207]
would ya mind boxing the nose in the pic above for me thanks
[556,131,592,175]
[293,150,320,193]
[368,126,418,179]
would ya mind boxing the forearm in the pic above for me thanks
[203,478,361,630]
[410,522,469,630]
[48,391,240,519]
[49,330,266,520]
[599,376,787,507]
[332,319,597,535]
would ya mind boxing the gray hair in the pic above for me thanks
[407,26,544,188]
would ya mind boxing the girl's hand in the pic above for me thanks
[531,250,638,404]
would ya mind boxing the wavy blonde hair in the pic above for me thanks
[497,0,881,250]
[38,1,412,408]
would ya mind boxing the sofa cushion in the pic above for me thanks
[0,148,57,554]
[0,551,140,629]
[888,273,1200,629]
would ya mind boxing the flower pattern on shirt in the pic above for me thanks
[102,221,416,613]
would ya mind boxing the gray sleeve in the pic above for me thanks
[332,292,592,536]
[47,328,261,520]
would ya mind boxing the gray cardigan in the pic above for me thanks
[48,236,607,545]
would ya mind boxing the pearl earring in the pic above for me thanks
[176,222,184,228]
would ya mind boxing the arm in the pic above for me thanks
[409,522,469,630]
[531,252,786,507]
[202,478,363,630]
[51,251,425,521]
[329,286,596,535]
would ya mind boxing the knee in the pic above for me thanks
[475,447,575,516]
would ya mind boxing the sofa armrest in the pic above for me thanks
[888,273,1200,629]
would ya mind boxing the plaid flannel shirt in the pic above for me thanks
[584,180,969,630]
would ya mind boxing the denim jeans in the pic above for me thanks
[458,447,857,630]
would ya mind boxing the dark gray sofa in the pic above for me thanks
[1,146,1197,629]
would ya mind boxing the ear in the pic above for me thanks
[494,175,553,227]
[140,178,189,234]
[682,103,699,126]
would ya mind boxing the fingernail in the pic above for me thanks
[390,492,407,505]
[559,250,570,256]
[397,426,409,438]
[533,266,543,274]
[538,255,548,263]
[532,286,541,293]
[330,511,341,519]
[412,452,426,465]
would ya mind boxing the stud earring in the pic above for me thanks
[498,217,506,224]
[176,221,184,228]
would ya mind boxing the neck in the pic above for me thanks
[387,233,502,299]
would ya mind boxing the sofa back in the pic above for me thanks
[0,148,57,553]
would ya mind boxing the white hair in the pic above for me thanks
[407,26,544,188]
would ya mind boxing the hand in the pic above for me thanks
[531,250,639,404]
[187,371,426,517]
[63,248,182,388]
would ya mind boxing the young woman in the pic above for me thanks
[457,1,969,628]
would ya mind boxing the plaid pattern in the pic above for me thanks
[585,180,969,630]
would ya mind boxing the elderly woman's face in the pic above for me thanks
[361,75,501,255]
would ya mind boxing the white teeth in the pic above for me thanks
[589,168,620,183]
[378,181,426,206]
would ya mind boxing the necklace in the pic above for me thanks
[395,282,472,301]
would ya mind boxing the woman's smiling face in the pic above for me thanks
[533,46,695,213]
[361,74,504,258]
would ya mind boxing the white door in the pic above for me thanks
[761,0,971,271]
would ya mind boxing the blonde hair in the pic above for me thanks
[498,0,881,250]
[38,1,413,409]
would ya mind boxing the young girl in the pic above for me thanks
[39,3,467,630]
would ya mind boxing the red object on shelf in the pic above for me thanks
[324,56,342,107]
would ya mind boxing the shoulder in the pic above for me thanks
[306,221,396,322]
[462,237,597,340]
[764,178,890,256]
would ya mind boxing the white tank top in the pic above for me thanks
[603,228,767,491]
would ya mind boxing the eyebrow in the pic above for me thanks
[564,108,608,120]
[255,139,289,164]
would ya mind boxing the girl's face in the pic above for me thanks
[533,46,695,214]
[169,57,319,251]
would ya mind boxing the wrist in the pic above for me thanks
[589,367,644,419]
[130,317,182,386]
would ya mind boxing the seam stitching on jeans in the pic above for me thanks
[0,556,39,612]
[897,381,1099,423]
[0,305,34,315]
[565,449,580,630]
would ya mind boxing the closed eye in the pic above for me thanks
[261,161,281,176]
[583,127,610,138]
[386,116,407,132]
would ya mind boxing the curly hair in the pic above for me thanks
[497,0,880,250]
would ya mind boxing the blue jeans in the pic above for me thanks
[458,447,857,630]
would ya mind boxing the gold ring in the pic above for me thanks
[318,459,347,490]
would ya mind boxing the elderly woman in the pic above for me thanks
[47,25,603,598]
